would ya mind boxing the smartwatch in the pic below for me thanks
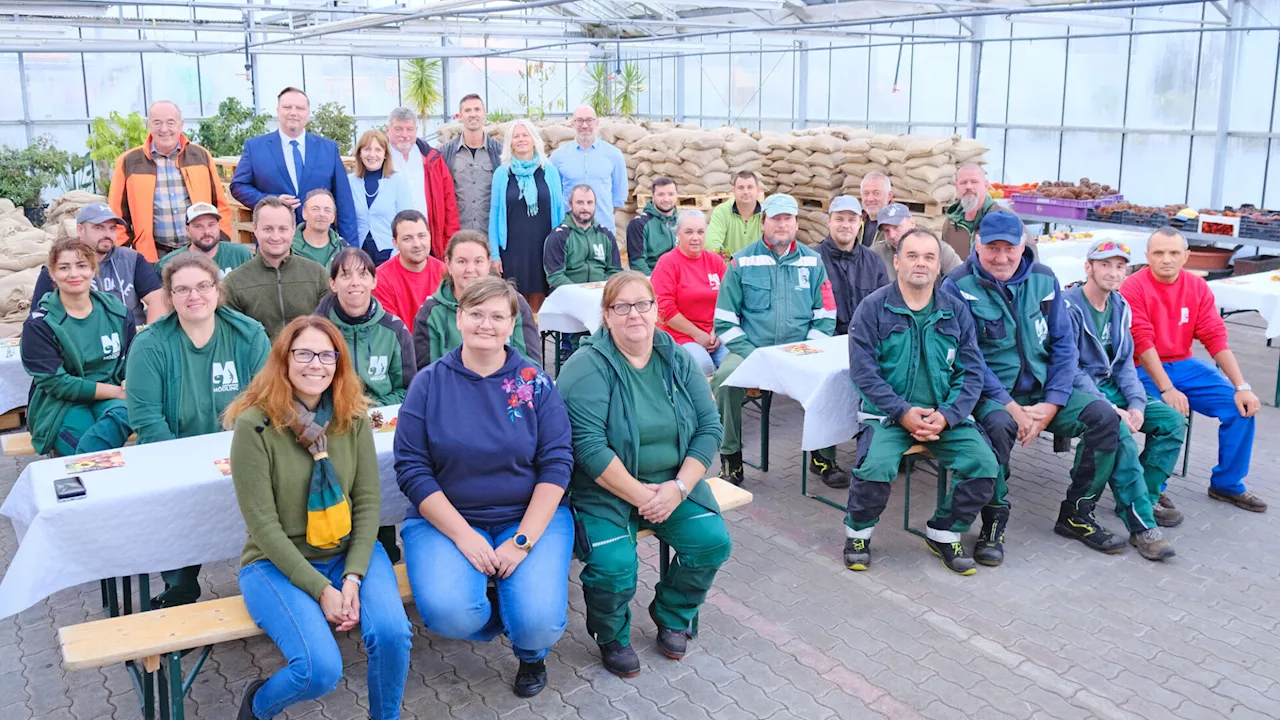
[514,533,533,551]
[1236,383,1253,392]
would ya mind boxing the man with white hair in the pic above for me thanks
[943,163,998,256]
[440,94,503,234]
[386,106,460,259]
[858,172,894,247]
[550,105,628,235]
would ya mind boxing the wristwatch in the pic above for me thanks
[674,478,690,500]
[1236,382,1253,392]
[514,533,533,552]
[344,574,362,586]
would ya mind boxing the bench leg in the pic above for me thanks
[903,457,921,538]
[800,450,845,510]
[1179,413,1193,478]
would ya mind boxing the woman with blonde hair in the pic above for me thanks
[348,128,414,265]
[488,119,565,312]
[226,315,411,720]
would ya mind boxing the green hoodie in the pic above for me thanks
[543,214,622,290]
[316,294,416,407]
[411,280,542,369]
[21,290,134,455]
[125,307,271,443]
[557,327,723,528]
[155,242,253,279]
[291,222,346,270]
[625,200,678,275]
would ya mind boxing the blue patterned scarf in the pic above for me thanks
[510,157,542,217]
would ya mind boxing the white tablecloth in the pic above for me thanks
[537,283,606,335]
[0,405,412,620]
[0,339,30,415]
[722,334,857,452]
[1210,272,1280,339]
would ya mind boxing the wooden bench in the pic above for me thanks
[1,432,35,457]
[58,477,753,720]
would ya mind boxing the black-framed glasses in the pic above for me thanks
[290,349,339,365]
[608,300,655,316]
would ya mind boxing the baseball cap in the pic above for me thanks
[761,194,799,218]
[186,202,221,224]
[828,195,862,215]
[976,210,1024,245]
[877,203,911,226]
[76,202,124,226]
[1086,239,1132,262]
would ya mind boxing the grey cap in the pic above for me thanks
[877,203,911,226]
[829,195,862,215]
[76,202,124,226]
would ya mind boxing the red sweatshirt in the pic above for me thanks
[373,255,447,328]
[651,248,727,345]
[1119,267,1229,363]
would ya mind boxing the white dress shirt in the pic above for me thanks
[391,142,429,218]
[279,128,307,194]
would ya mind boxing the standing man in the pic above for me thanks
[858,172,894,247]
[440,94,502,234]
[154,202,252,278]
[1065,239,1187,527]
[550,105,628,236]
[943,211,1173,564]
[870,203,963,280]
[109,100,232,262]
[290,189,344,269]
[942,164,999,257]
[372,210,448,328]
[626,176,679,275]
[230,87,357,246]
[705,171,763,258]
[386,107,460,259]
[712,194,840,487]
[30,203,166,327]
[845,229,998,574]
[814,195,887,336]
[1121,227,1266,513]
[222,196,329,340]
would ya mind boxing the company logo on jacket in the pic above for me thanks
[368,355,389,381]
[212,361,240,393]
[101,333,121,360]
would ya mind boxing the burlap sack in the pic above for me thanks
[0,229,53,272]
[0,266,40,324]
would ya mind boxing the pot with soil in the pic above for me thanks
[1184,246,1236,271]
[21,204,46,227]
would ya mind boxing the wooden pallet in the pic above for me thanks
[226,192,255,246]
[634,192,732,211]
[214,155,357,182]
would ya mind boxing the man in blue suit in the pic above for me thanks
[230,86,357,246]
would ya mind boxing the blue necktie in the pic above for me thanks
[290,139,304,193]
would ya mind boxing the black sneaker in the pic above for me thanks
[513,660,547,697]
[237,678,265,720]
[720,452,744,486]
[598,640,641,678]
[809,454,850,489]
[924,537,978,576]
[648,603,689,659]
[973,506,1008,567]
[843,537,871,571]
[1054,501,1126,554]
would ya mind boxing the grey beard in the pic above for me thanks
[960,195,983,213]
[764,234,794,253]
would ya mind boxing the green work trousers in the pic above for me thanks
[575,498,732,646]
[52,399,131,457]
[711,351,834,459]
[1098,385,1187,506]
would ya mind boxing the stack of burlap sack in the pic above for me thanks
[756,130,849,200]
[839,134,988,209]
[0,199,57,337]
[42,190,106,242]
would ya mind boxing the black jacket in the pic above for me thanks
[815,236,889,335]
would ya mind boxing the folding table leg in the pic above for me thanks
[801,450,845,510]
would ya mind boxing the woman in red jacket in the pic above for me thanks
[649,210,728,376]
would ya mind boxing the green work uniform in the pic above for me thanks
[625,200,678,275]
[317,295,416,407]
[290,222,346,270]
[411,279,542,369]
[558,328,731,645]
[155,242,253,279]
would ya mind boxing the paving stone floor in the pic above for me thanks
[3,314,1280,719]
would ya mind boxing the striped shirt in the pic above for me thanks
[150,142,190,251]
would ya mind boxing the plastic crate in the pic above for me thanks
[1086,208,1124,224]
[1011,193,1124,220]
[1199,214,1241,238]
[1239,216,1280,241]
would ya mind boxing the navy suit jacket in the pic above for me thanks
[229,131,358,246]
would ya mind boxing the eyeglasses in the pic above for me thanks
[571,118,598,126]
[1092,241,1130,256]
[170,281,216,298]
[463,310,513,325]
[290,349,339,365]
[608,300,655,316]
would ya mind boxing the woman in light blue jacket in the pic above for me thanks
[488,119,565,313]
[349,129,415,265]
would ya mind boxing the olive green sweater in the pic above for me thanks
[230,406,380,600]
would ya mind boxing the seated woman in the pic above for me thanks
[127,252,271,607]
[412,230,540,369]
[649,209,728,376]
[395,276,573,698]
[22,237,134,456]
[226,316,411,720]
[557,271,732,677]
[348,130,414,265]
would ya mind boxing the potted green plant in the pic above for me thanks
[86,111,147,195]
[0,135,75,224]
[194,97,271,158]
[403,58,442,121]
[310,102,358,155]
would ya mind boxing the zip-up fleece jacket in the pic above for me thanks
[1062,286,1148,412]
[942,246,1077,407]
[222,252,330,340]
[413,138,462,260]
[411,279,541,369]
[21,290,135,455]
[849,282,985,428]
[290,222,345,270]
[316,294,416,407]
[557,327,722,528]
[815,235,888,335]
[712,239,837,358]
[125,307,270,443]
[625,201,678,275]
[109,134,232,262]
[544,215,622,290]
[705,200,762,257]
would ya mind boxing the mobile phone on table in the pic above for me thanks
[54,476,86,502]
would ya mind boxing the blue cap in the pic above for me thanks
[762,194,799,217]
[977,210,1024,245]
[829,195,862,215]
[877,203,911,226]
[76,202,124,226]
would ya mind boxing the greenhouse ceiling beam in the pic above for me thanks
[16,0,428,16]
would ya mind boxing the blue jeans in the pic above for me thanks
[1137,358,1254,494]
[401,506,573,662]
[238,543,412,720]
[680,342,729,376]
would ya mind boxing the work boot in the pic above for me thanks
[513,660,547,697]
[720,451,744,486]
[1158,492,1177,509]
[1207,488,1268,513]
[843,537,871,571]
[598,640,641,678]
[924,537,978,576]
[1130,528,1176,561]
[973,506,1009,567]
[649,603,689,659]
[1054,500,1126,554]
[237,679,265,720]
[1152,503,1184,527]
[809,453,850,489]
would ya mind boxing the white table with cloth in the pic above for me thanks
[0,405,411,620]
[537,282,607,335]
[0,338,30,415]
[1209,272,1280,406]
